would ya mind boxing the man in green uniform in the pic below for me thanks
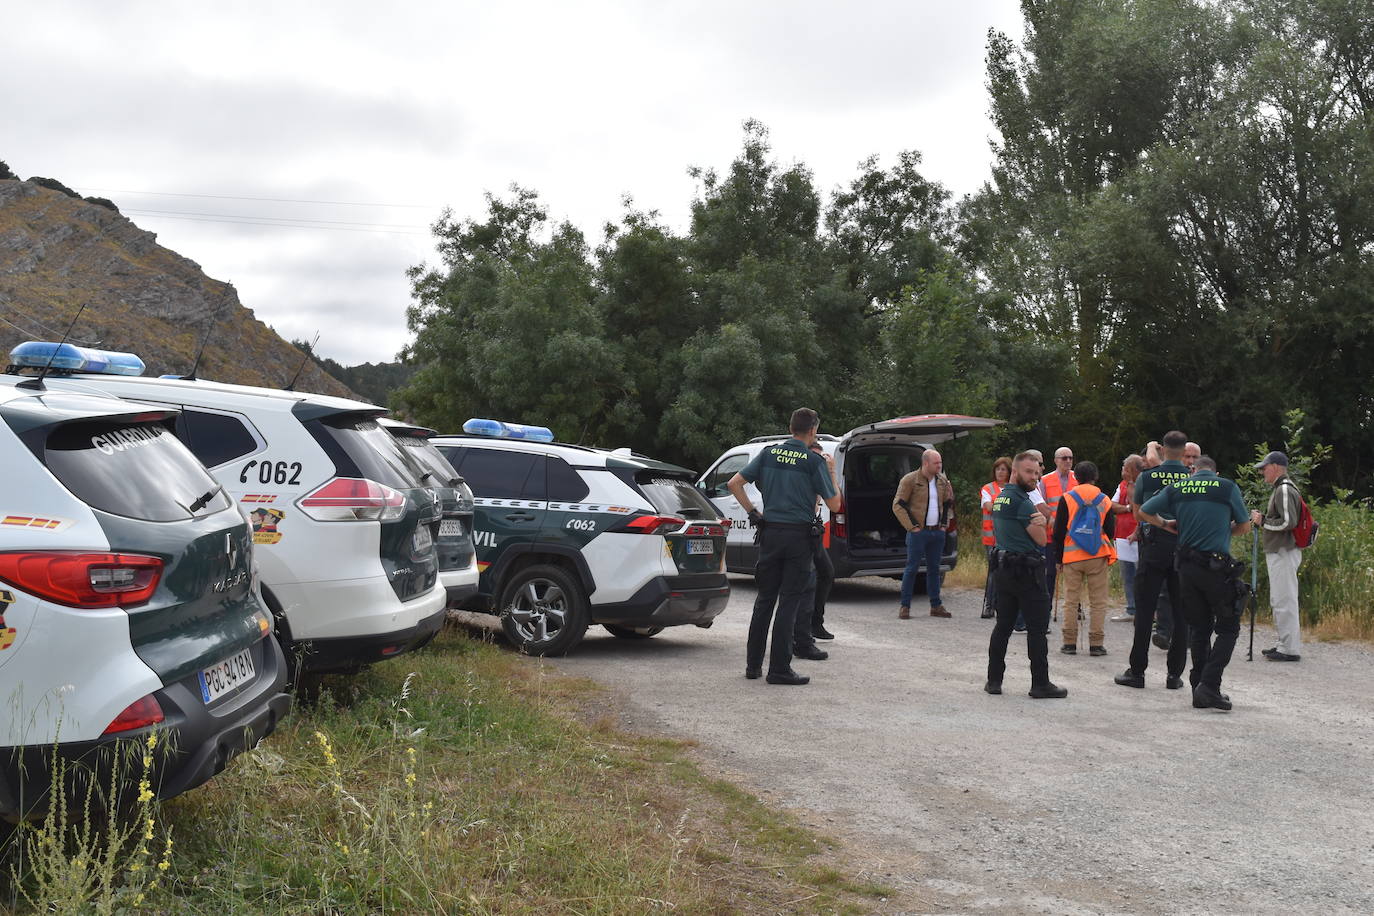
[1115,430,1191,690]
[985,451,1068,699]
[1138,456,1252,711]
[729,408,841,685]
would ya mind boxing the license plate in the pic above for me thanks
[439,519,463,538]
[198,647,255,704]
[686,538,714,555]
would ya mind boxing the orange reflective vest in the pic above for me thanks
[1061,484,1117,565]
[1041,471,1077,527]
[980,482,1003,546]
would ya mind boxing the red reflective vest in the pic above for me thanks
[1061,483,1117,565]
[980,481,1003,546]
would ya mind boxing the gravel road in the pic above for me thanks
[540,576,1374,915]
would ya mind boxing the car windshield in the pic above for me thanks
[44,419,232,521]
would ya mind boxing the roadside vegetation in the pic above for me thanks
[1,626,892,914]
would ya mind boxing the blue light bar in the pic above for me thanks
[9,342,145,376]
[461,418,555,442]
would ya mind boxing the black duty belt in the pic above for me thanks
[1177,544,1244,577]
[993,550,1043,570]
[763,521,814,530]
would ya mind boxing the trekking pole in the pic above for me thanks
[1052,571,1062,622]
[1247,526,1259,661]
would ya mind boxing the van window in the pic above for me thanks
[44,420,232,522]
[179,409,259,468]
[446,447,545,500]
[850,451,913,489]
[703,454,749,494]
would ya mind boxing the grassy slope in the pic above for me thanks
[4,627,892,915]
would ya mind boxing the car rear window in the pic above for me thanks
[314,415,424,490]
[179,409,260,468]
[636,474,719,519]
[394,437,461,487]
[44,420,232,522]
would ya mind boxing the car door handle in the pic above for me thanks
[504,511,535,521]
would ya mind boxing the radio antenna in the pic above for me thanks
[284,332,320,391]
[182,304,226,380]
[18,304,87,391]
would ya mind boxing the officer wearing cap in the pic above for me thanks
[728,408,841,686]
[1115,430,1191,691]
[985,450,1068,699]
[1138,456,1252,710]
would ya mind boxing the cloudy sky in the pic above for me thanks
[5,0,1024,366]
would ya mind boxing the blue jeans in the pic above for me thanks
[1119,559,1137,614]
[900,528,947,608]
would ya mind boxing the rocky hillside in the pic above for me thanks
[0,176,356,399]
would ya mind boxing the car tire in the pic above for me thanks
[603,624,664,640]
[499,564,589,656]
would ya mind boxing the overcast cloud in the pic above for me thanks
[3,0,1023,365]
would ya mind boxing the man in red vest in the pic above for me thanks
[1051,461,1117,655]
[1038,446,1078,601]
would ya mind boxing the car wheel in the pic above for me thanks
[603,624,664,640]
[499,564,589,656]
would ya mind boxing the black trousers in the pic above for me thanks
[1177,560,1242,690]
[747,525,816,674]
[807,537,834,630]
[1128,538,1188,678]
[988,562,1052,687]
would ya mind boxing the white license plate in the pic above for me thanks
[439,519,463,538]
[686,538,715,555]
[198,647,255,704]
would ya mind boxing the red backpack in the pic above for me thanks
[1283,481,1318,549]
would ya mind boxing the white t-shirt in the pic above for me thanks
[926,478,939,526]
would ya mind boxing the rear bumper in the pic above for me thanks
[1,635,291,823]
[592,574,730,627]
[295,603,448,673]
[440,557,480,605]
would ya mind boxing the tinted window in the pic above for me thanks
[446,447,543,500]
[636,474,720,519]
[180,409,258,467]
[395,437,461,486]
[546,457,589,502]
[851,451,913,489]
[703,454,749,493]
[315,416,424,489]
[44,420,232,522]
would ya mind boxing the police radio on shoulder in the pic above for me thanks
[9,341,146,376]
[461,418,555,442]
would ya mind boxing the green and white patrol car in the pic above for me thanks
[0,355,290,823]
[23,342,448,679]
[431,421,730,656]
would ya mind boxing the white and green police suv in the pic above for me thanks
[21,342,448,680]
[0,353,290,823]
[431,420,730,656]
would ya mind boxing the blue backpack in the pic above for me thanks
[1067,492,1106,554]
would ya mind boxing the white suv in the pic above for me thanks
[697,415,1003,580]
[0,366,289,822]
[32,347,448,678]
[431,421,730,655]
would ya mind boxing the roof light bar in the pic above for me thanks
[10,341,145,376]
[461,418,555,442]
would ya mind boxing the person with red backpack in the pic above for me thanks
[1051,461,1118,656]
[1250,451,1308,662]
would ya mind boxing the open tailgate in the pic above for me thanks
[841,414,1004,448]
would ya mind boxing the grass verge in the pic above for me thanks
[3,625,893,914]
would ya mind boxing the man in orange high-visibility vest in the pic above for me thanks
[1051,461,1117,656]
[1038,446,1078,600]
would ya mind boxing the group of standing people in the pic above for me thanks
[980,431,1309,711]
[731,407,1310,711]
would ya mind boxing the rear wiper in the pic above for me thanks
[187,489,217,513]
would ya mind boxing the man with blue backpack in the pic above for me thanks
[1050,461,1117,657]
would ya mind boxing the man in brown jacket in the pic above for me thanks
[893,449,955,618]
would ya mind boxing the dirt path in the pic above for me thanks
[546,576,1374,915]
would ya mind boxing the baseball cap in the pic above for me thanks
[1255,450,1288,469]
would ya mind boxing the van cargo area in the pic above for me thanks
[842,447,917,554]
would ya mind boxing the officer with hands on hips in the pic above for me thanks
[1137,455,1252,711]
[985,450,1069,699]
[728,408,841,686]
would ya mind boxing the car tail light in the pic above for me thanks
[0,552,162,609]
[297,477,407,521]
[682,523,727,537]
[616,514,685,535]
[831,497,847,540]
[102,694,164,735]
